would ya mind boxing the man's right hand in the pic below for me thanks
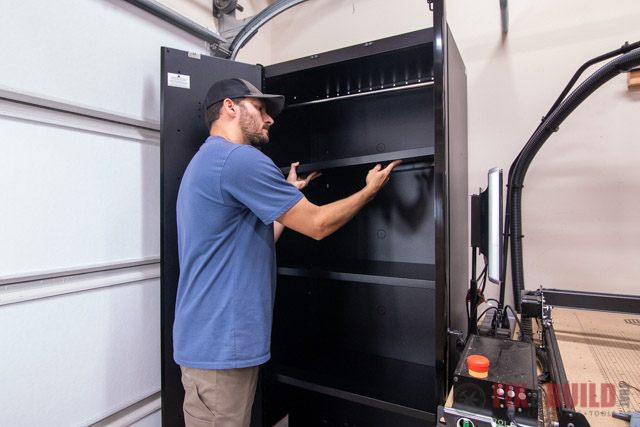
[364,160,403,199]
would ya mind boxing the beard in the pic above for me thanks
[238,103,269,147]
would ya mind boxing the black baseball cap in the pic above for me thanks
[203,78,285,117]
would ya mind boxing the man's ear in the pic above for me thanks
[222,98,238,117]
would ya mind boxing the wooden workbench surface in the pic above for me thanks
[551,307,640,426]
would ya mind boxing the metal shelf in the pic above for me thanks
[279,146,434,174]
[270,350,437,419]
[277,260,436,289]
[275,374,434,422]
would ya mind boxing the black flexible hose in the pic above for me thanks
[543,41,640,123]
[508,46,640,312]
[499,158,517,309]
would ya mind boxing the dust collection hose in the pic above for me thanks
[505,44,640,312]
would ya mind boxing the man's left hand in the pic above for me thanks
[287,162,322,190]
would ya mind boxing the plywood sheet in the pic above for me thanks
[552,308,640,426]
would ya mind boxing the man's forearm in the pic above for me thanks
[313,186,375,240]
[277,186,375,241]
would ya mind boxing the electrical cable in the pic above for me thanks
[503,304,525,341]
[536,347,550,384]
[477,305,499,323]
[469,265,488,330]
[507,406,521,427]
[465,296,470,324]
[479,264,488,294]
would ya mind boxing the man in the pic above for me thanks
[174,78,401,427]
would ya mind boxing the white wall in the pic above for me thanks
[0,0,208,425]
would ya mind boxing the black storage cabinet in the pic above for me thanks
[161,9,468,427]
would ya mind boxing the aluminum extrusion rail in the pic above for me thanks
[124,0,226,46]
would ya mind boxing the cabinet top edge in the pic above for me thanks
[264,28,434,78]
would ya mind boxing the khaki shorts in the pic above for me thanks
[180,365,259,427]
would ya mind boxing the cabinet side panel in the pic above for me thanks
[445,26,469,372]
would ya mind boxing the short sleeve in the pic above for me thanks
[221,145,303,224]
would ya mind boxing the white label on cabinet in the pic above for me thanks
[168,73,190,89]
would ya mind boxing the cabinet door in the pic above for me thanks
[160,47,262,427]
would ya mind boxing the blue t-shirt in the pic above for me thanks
[174,136,303,369]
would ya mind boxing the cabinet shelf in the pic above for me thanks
[270,350,436,414]
[277,260,435,289]
[279,146,434,175]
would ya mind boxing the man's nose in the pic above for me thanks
[263,113,274,126]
